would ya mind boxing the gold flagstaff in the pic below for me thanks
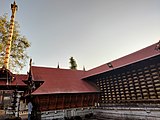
[4,1,18,69]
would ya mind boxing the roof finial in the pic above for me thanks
[29,59,32,68]
[155,40,160,51]
[57,62,60,68]
[83,66,86,71]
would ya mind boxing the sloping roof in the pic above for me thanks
[84,43,160,78]
[31,66,99,95]
[11,74,28,86]
[0,73,27,90]
[0,67,28,86]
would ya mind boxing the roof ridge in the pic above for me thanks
[31,65,86,72]
[84,42,160,78]
[88,43,159,72]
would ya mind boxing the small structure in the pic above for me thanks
[0,66,28,118]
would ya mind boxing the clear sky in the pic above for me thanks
[0,0,160,73]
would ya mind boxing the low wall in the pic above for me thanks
[40,107,94,120]
[95,105,160,120]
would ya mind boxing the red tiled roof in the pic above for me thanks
[0,67,28,86]
[31,66,99,95]
[12,74,28,86]
[0,80,8,85]
[0,74,27,86]
[84,43,160,78]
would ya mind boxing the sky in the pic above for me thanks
[0,0,160,74]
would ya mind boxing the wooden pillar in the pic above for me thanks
[55,95,58,110]
[81,95,84,107]
[69,95,72,108]
[47,95,50,110]
[62,95,65,109]
[92,94,95,106]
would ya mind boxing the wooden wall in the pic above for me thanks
[33,93,99,111]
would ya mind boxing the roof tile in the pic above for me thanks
[31,67,99,95]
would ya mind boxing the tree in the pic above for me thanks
[69,57,77,70]
[0,14,30,73]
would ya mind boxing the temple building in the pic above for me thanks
[0,41,159,119]
[0,1,160,119]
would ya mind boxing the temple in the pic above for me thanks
[0,1,160,120]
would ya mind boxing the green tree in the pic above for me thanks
[69,57,77,70]
[0,14,30,73]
